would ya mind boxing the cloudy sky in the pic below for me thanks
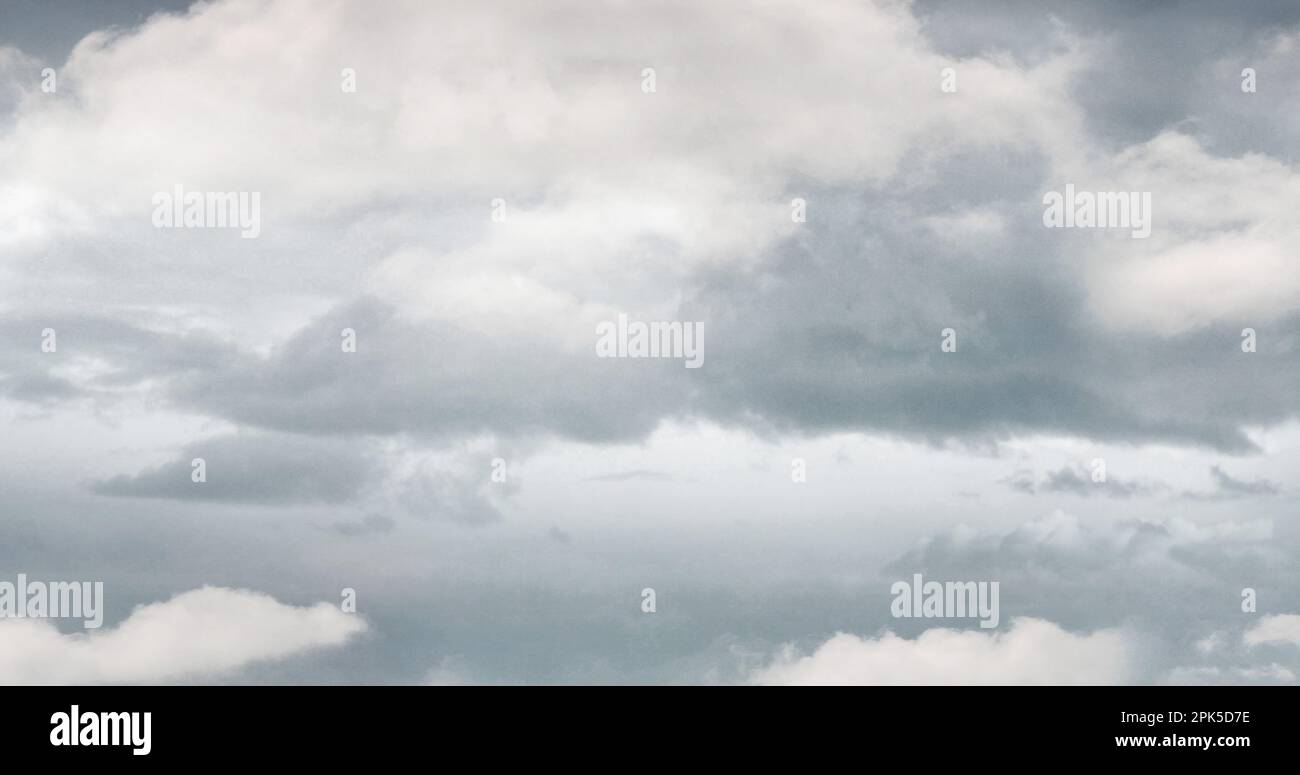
[1,0,1298,685]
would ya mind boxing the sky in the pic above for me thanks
[0,0,1298,685]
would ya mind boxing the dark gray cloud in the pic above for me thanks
[1209,464,1280,496]
[1003,465,1163,498]
[915,0,1300,157]
[91,432,377,505]
[1182,464,1282,501]
[883,510,1297,654]
[3,9,1297,456]
[167,298,689,444]
[10,179,1286,457]
[683,183,1295,452]
[0,314,239,406]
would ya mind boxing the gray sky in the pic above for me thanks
[1,0,1298,685]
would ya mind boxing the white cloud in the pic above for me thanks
[1079,133,1300,334]
[2,0,1075,209]
[752,617,1131,685]
[1244,614,1300,648]
[8,0,1289,347]
[0,586,366,684]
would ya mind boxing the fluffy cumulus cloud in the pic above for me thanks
[1244,614,1300,648]
[0,586,366,684]
[1079,132,1300,335]
[754,618,1132,685]
[3,0,1295,453]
